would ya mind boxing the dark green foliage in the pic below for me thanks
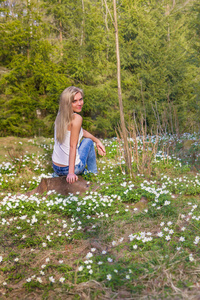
[0,0,199,137]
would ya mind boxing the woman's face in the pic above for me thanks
[72,92,84,113]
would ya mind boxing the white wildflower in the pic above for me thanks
[107,274,112,280]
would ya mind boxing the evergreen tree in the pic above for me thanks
[0,0,199,137]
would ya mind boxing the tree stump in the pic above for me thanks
[26,176,92,197]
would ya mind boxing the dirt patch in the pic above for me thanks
[0,137,45,163]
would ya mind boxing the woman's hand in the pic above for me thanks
[66,173,78,184]
[96,140,106,156]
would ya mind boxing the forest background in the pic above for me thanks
[0,0,200,138]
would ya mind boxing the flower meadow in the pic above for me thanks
[0,134,200,299]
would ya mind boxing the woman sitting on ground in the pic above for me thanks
[52,86,106,184]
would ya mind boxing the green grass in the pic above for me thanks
[0,134,200,299]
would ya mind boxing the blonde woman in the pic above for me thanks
[52,86,106,184]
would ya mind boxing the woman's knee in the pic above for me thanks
[84,138,93,143]
[83,138,94,147]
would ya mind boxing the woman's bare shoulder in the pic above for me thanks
[71,113,82,127]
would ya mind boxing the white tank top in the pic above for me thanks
[52,127,83,166]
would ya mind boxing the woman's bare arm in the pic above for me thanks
[67,114,82,183]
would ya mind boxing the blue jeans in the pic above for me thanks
[52,138,97,176]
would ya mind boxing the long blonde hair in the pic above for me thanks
[55,86,83,144]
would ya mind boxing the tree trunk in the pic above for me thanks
[59,0,63,56]
[80,0,85,47]
[113,0,132,175]
[166,4,170,41]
